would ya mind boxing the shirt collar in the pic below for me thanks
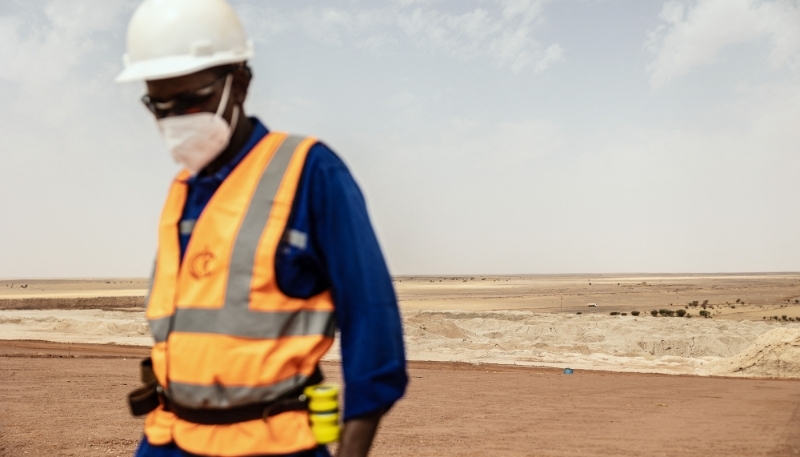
[182,117,270,184]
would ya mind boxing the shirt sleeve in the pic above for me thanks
[303,142,408,421]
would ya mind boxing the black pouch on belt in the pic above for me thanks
[127,358,161,417]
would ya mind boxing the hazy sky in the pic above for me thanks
[1,0,798,278]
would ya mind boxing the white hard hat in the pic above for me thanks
[115,0,254,83]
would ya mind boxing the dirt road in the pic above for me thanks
[1,341,798,457]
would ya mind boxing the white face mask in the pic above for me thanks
[157,74,240,174]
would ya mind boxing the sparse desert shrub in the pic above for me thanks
[685,313,692,318]
[650,310,658,317]
[676,309,687,317]
[782,315,788,321]
[731,305,735,309]
[621,313,627,316]
[701,304,707,309]
[692,301,699,307]
[796,300,799,304]
[576,312,582,315]
[610,312,620,316]
[631,311,640,316]
[699,310,710,318]
[736,298,741,303]
[658,309,674,317]
[702,300,708,306]
[685,305,689,309]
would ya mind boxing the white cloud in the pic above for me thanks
[533,43,563,73]
[0,1,135,124]
[234,0,564,73]
[646,0,800,87]
[0,1,132,82]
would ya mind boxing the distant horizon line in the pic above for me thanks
[1,271,799,282]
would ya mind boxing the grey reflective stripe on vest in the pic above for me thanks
[149,315,171,343]
[168,373,309,409]
[226,134,304,309]
[179,219,196,236]
[150,309,335,344]
[145,261,170,342]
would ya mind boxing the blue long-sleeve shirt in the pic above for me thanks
[137,119,407,457]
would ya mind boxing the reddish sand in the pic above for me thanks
[0,341,798,457]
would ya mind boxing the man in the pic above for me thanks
[115,1,408,456]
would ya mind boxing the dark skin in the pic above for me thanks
[144,65,384,457]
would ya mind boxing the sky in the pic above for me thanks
[0,0,798,278]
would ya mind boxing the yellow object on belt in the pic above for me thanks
[305,384,341,444]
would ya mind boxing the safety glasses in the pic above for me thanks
[141,72,229,116]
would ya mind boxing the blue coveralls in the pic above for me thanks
[135,119,408,457]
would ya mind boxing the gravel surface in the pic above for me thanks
[1,341,798,457]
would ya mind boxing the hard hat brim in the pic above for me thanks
[115,47,254,83]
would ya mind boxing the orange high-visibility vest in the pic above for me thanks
[144,133,336,457]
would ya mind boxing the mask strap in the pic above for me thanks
[229,105,240,132]
[215,74,233,117]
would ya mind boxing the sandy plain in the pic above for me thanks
[1,274,799,456]
[3,274,799,317]
[393,273,800,318]
[0,278,148,300]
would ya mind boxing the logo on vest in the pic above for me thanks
[189,247,216,279]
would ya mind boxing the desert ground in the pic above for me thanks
[393,273,800,319]
[1,274,799,456]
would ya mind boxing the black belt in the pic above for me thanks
[128,358,323,425]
